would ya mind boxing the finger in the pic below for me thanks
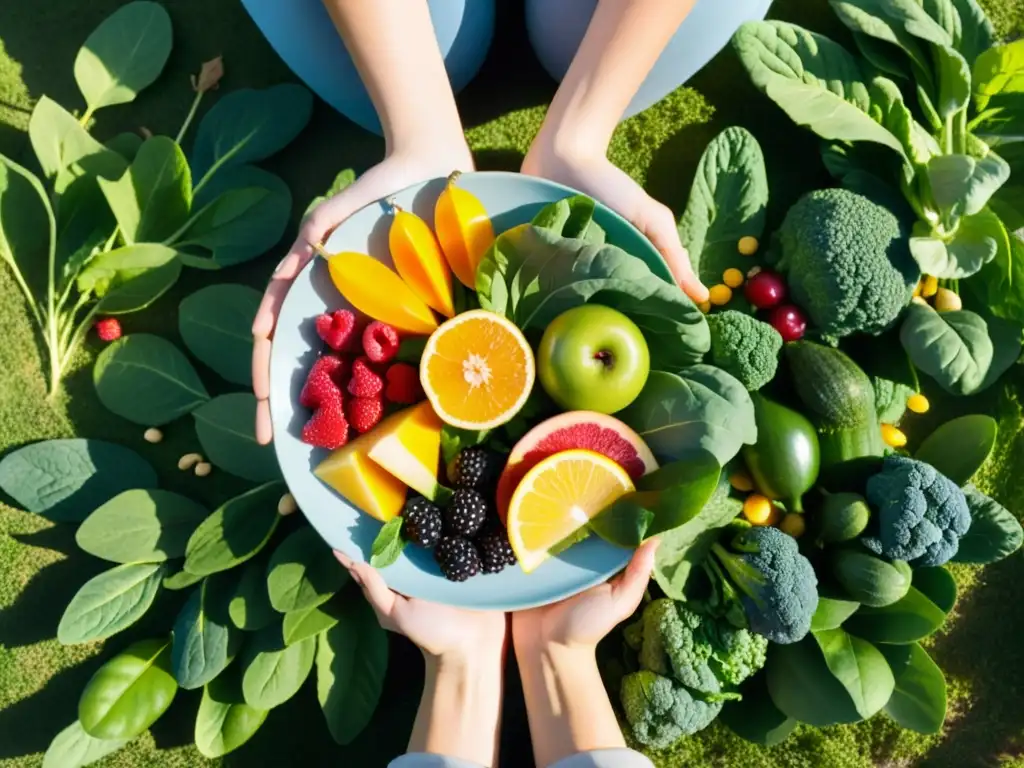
[254,397,273,445]
[252,337,273,401]
[643,210,710,304]
[611,538,660,613]
[251,246,311,340]
[345,557,400,620]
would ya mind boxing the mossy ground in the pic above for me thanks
[1,1,1023,766]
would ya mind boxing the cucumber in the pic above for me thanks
[742,394,820,513]
[832,548,912,607]
[817,492,871,544]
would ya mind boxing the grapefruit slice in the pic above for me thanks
[367,401,446,501]
[507,449,634,573]
[497,411,657,522]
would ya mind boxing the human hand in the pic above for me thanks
[251,143,474,444]
[522,140,708,304]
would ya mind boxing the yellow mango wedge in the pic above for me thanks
[434,173,495,288]
[315,429,408,523]
[389,209,455,317]
[327,251,438,335]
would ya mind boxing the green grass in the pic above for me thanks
[2,1,1023,766]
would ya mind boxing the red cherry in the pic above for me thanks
[769,304,807,342]
[744,270,787,309]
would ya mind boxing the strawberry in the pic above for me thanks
[315,310,360,351]
[302,398,349,449]
[362,321,400,364]
[347,396,383,434]
[348,356,384,398]
[384,362,423,404]
[94,317,122,342]
[300,355,346,408]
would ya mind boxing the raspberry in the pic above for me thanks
[403,496,443,548]
[299,355,346,408]
[94,317,122,342]
[434,536,481,582]
[347,396,383,433]
[315,310,359,351]
[450,447,503,490]
[443,488,489,537]
[476,526,517,573]
[384,362,423,404]
[362,321,400,364]
[348,357,384,397]
[301,398,349,449]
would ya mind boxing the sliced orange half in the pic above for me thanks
[420,309,535,430]
[507,449,634,573]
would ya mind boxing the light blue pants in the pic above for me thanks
[241,0,773,134]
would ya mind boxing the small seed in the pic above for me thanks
[178,453,203,471]
[194,462,213,477]
[143,427,163,444]
[278,493,298,516]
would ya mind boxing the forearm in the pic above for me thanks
[321,0,464,154]
[408,651,505,767]
[537,0,696,158]
[517,641,625,767]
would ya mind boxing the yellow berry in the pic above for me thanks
[921,275,939,298]
[779,513,806,538]
[934,287,962,312]
[881,423,908,448]
[729,471,754,492]
[698,300,712,314]
[906,393,930,414]
[723,268,744,288]
[709,284,733,306]
[912,281,922,298]
[738,236,759,256]
[743,494,776,525]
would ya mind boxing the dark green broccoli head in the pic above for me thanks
[710,526,819,644]
[707,310,783,391]
[776,188,919,339]
[873,376,915,423]
[620,671,723,749]
[864,455,971,566]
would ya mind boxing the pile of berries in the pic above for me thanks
[402,447,516,581]
[300,310,423,449]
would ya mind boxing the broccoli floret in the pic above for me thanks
[775,188,919,340]
[706,311,783,391]
[623,617,645,651]
[705,619,769,687]
[863,455,971,566]
[873,376,914,423]
[620,671,723,749]
[710,526,819,644]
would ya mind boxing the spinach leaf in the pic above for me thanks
[954,485,1023,564]
[677,126,768,287]
[852,33,913,80]
[532,195,605,243]
[193,394,282,482]
[972,38,1024,112]
[926,154,1010,218]
[184,483,283,576]
[968,224,1024,324]
[179,284,261,386]
[912,566,958,614]
[934,44,971,124]
[171,575,240,689]
[265,526,349,613]
[618,367,756,467]
[810,597,861,632]
[922,0,962,47]
[915,413,997,484]
[240,625,316,710]
[283,598,345,646]
[58,563,165,644]
[878,643,948,734]
[909,211,1002,278]
[813,628,895,720]
[43,721,128,768]
[369,517,405,568]
[229,555,277,631]
[899,302,994,394]
[195,671,269,758]
[28,96,127,185]
[767,635,864,725]
[719,673,797,746]
[844,586,947,643]
[951,0,995,65]
[831,0,952,49]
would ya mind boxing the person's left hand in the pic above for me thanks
[522,142,708,305]
[335,551,507,661]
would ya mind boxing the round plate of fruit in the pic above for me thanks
[271,171,721,610]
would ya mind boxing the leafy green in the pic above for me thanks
[282,598,345,646]
[926,156,1009,219]
[972,38,1024,111]
[953,485,1023,563]
[909,210,1002,279]
[719,673,796,747]
[810,597,861,632]
[899,303,994,395]
[58,563,165,644]
[369,518,405,568]
[171,575,240,689]
[844,586,948,643]
[228,556,277,631]
[178,283,261,386]
[878,643,948,734]
[195,672,269,758]
[970,223,1024,325]
[43,721,128,768]
[28,96,126,184]
[532,194,605,243]
[912,566,958,613]
[192,394,282,482]
[914,413,997,483]
[240,625,316,710]
[266,526,349,613]
[184,483,283,576]
[766,635,866,725]
[813,628,895,720]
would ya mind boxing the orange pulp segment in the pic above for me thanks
[506,449,634,573]
[327,251,438,335]
[389,209,455,317]
[434,175,495,288]
[420,309,534,430]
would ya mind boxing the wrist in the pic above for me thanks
[530,118,609,169]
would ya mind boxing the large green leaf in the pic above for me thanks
[179,284,261,386]
[719,673,797,746]
[933,44,971,121]
[912,566,958,613]
[94,334,209,425]
[0,153,53,309]
[79,637,177,740]
[192,394,280,482]
[0,438,156,522]
[618,367,756,466]
[844,586,947,643]
[184,483,283,577]
[954,485,1023,564]
[915,413,997,483]
[950,0,994,64]
[899,303,994,395]
[58,562,165,644]
[195,671,269,758]
[813,628,895,719]
[970,227,1024,325]
[229,555,278,631]
[96,259,182,315]
[266,526,349,613]
[732,21,905,158]
[77,243,182,315]
[240,624,316,709]
[43,721,128,768]
[283,597,345,646]
[926,155,1010,219]
[831,0,952,49]
[28,96,127,185]
[190,85,313,182]
[677,126,768,287]
[76,489,208,563]
[878,643,948,733]
[766,636,865,725]
[909,210,1003,279]
[316,595,388,745]
[97,136,191,243]
[973,38,1024,111]
[532,194,605,243]
[171,575,240,689]
[810,596,862,632]
[74,2,172,114]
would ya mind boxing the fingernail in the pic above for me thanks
[272,256,290,274]
[334,550,354,569]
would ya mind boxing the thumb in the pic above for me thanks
[641,206,709,304]
[334,550,399,622]
[611,538,660,615]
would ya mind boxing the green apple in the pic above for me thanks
[537,305,650,414]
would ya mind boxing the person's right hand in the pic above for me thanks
[251,143,474,444]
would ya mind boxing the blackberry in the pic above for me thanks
[443,488,489,537]
[450,446,503,490]
[434,536,481,582]
[476,526,517,574]
[402,496,443,548]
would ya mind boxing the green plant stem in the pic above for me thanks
[58,304,100,380]
[78,105,95,128]
[4,260,44,329]
[175,91,204,145]
[161,195,220,246]
[191,138,248,198]
[59,293,91,350]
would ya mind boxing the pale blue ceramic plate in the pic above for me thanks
[270,171,671,610]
